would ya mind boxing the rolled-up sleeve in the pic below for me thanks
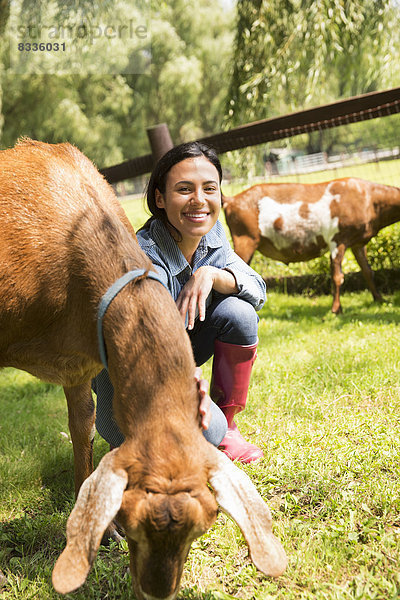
[138,219,266,311]
[223,237,266,311]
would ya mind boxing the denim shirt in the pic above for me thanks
[136,219,266,314]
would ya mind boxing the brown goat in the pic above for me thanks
[222,178,400,313]
[0,139,287,600]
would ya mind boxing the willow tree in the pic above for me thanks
[227,0,400,126]
[1,0,235,163]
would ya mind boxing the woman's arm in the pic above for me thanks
[176,265,239,330]
[176,229,266,328]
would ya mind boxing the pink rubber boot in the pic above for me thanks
[211,339,263,463]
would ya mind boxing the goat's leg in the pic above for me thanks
[65,381,124,545]
[330,243,346,314]
[232,234,258,265]
[351,245,383,302]
[64,382,95,497]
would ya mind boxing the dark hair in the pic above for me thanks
[140,141,223,234]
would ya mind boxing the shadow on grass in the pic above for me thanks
[259,292,400,326]
[0,516,132,599]
[0,512,218,600]
[0,510,66,559]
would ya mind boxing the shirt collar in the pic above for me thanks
[202,222,223,249]
[150,219,223,275]
[150,220,188,276]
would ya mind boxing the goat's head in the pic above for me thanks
[52,443,287,599]
[117,448,219,600]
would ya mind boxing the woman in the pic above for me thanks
[95,141,266,463]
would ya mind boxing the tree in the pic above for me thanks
[227,0,400,126]
[0,0,235,166]
[123,0,235,148]
[0,0,148,164]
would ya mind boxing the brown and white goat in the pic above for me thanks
[0,139,287,600]
[222,178,400,313]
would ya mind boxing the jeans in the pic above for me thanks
[189,295,259,365]
[95,296,259,448]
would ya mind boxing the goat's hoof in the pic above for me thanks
[331,306,343,315]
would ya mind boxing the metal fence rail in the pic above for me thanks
[100,86,400,184]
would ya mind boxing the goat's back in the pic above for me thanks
[0,139,150,383]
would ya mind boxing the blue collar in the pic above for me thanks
[97,269,168,369]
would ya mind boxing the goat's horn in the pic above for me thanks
[52,449,128,594]
[208,448,287,577]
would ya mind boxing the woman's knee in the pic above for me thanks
[214,296,259,345]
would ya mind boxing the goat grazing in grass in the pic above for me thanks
[0,139,287,600]
[222,178,400,313]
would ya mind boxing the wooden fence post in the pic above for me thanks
[147,124,174,165]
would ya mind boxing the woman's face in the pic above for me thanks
[155,156,221,246]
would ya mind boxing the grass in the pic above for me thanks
[1,291,400,599]
[1,158,400,598]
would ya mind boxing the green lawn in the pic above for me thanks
[1,291,400,599]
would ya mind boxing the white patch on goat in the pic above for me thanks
[258,187,340,256]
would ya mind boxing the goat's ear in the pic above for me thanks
[52,449,128,594]
[208,448,287,578]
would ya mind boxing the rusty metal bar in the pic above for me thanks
[100,87,400,184]
[199,87,400,154]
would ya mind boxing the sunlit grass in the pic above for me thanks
[1,161,400,599]
[1,292,400,598]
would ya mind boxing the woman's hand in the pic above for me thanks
[176,266,214,330]
[176,266,238,330]
[194,367,211,430]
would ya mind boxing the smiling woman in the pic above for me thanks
[152,155,242,325]
[154,156,222,263]
[94,142,267,463]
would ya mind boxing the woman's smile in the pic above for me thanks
[155,156,221,263]
[183,210,211,222]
